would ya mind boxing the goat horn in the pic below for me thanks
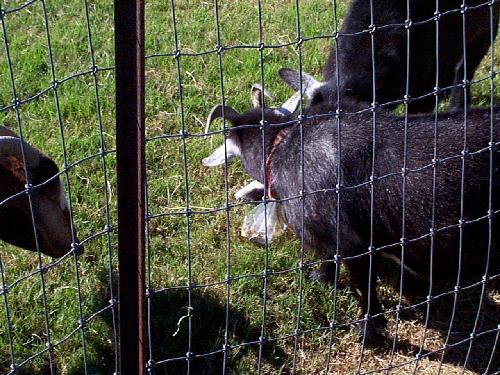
[250,84,275,108]
[0,136,41,169]
[275,90,301,116]
[274,69,325,116]
[205,105,240,134]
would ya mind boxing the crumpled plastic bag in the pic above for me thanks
[241,202,286,245]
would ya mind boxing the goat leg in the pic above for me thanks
[344,255,386,345]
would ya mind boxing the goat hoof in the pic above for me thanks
[355,316,387,347]
[355,324,385,347]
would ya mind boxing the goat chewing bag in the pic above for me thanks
[241,202,286,245]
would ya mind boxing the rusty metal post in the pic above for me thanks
[114,0,145,374]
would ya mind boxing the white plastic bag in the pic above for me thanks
[241,202,286,245]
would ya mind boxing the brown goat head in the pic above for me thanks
[0,133,77,258]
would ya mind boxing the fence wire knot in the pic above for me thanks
[12,97,20,109]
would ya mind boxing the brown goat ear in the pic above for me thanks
[40,177,62,202]
[33,156,59,185]
[205,105,240,134]
[250,84,274,108]
[32,157,61,201]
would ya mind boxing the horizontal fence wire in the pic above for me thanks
[144,0,499,374]
[0,0,498,374]
[0,0,119,373]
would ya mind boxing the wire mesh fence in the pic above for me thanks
[0,0,118,373]
[0,0,499,374]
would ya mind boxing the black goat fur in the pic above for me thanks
[213,102,500,341]
[321,0,499,113]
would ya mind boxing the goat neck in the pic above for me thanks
[264,127,290,199]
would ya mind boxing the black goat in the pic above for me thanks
[204,79,318,201]
[320,0,499,113]
[204,70,500,342]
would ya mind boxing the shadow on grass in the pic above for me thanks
[75,264,498,374]
[146,288,288,374]
[78,269,288,375]
[424,281,499,373]
[374,272,500,374]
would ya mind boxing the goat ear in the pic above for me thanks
[205,105,240,134]
[278,68,302,91]
[250,84,274,108]
[202,137,241,167]
[278,68,323,101]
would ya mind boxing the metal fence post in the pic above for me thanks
[114,1,146,374]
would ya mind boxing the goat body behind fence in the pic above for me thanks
[321,0,500,113]
[204,88,500,343]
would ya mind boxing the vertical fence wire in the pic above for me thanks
[0,254,15,373]
[484,326,499,373]
[411,1,441,372]
[256,2,270,373]
[387,1,412,369]
[0,4,57,373]
[437,2,469,371]
[324,0,344,372]
[39,0,90,371]
[484,3,499,371]
[1,0,499,374]
[145,171,153,375]
[211,1,234,373]
[144,6,155,370]
[0,6,20,355]
[462,1,498,371]
[145,141,153,374]
[167,1,194,373]
[356,0,378,371]
[82,0,120,371]
[291,1,307,374]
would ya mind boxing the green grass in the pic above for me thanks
[0,1,499,374]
